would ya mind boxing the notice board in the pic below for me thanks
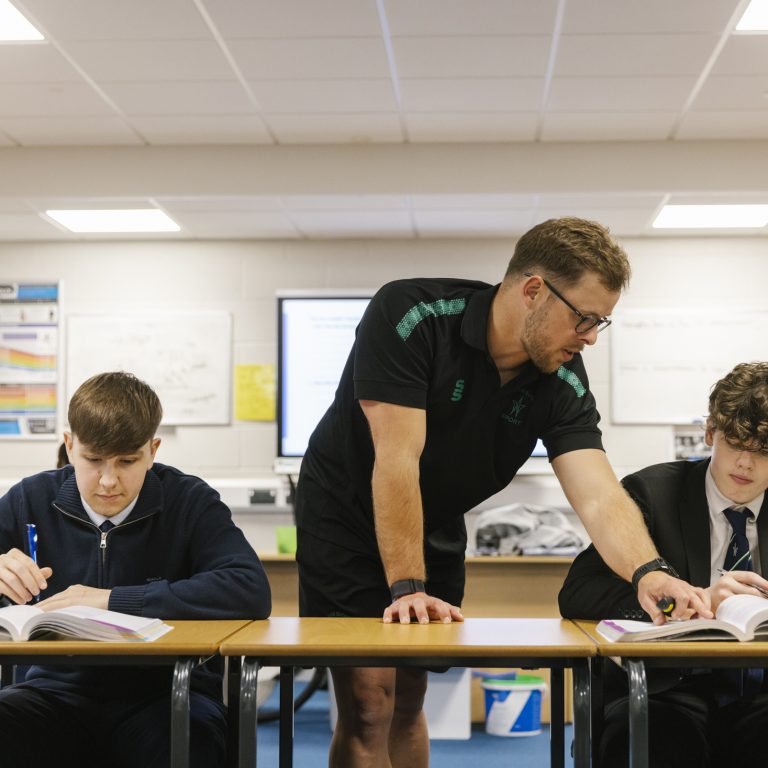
[611,308,768,424]
[66,313,231,425]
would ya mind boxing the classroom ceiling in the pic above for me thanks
[0,0,767,241]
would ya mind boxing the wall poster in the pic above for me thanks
[0,282,59,438]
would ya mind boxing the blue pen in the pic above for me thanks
[26,523,40,603]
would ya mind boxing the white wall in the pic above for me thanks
[1,235,766,550]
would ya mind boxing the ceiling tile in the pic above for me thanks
[540,111,678,141]
[130,115,273,144]
[561,0,742,34]
[266,112,403,143]
[676,110,768,139]
[712,35,768,75]
[291,210,414,237]
[284,195,407,211]
[393,36,551,78]
[412,194,537,209]
[691,75,768,110]
[0,116,142,145]
[0,212,75,240]
[405,111,538,141]
[414,209,535,236]
[401,78,544,112]
[100,81,254,115]
[204,0,381,38]
[0,82,116,116]
[228,38,391,80]
[547,76,696,111]
[170,210,300,238]
[0,43,83,82]
[21,0,211,40]
[536,193,666,210]
[64,40,234,82]
[250,79,398,113]
[385,0,559,36]
[554,34,718,77]
[158,196,284,212]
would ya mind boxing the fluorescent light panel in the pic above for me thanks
[736,0,768,31]
[653,204,768,229]
[0,0,43,41]
[46,209,181,233]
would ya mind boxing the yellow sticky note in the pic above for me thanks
[234,364,276,421]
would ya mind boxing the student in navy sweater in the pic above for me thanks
[0,371,271,768]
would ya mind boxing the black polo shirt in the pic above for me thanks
[296,277,603,561]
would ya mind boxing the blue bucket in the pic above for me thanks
[482,675,547,737]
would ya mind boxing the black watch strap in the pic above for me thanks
[631,558,679,592]
[390,579,426,602]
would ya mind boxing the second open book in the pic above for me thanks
[597,594,768,642]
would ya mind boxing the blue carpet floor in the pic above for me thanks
[255,681,575,767]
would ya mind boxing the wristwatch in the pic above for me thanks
[390,579,426,602]
[631,558,679,592]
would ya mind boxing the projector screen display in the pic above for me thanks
[276,293,547,465]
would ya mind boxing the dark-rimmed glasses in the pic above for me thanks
[523,272,612,334]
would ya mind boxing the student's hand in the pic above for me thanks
[637,572,713,624]
[383,592,464,625]
[0,548,52,604]
[708,571,768,613]
[36,585,111,612]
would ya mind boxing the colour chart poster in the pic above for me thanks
[0,282,58,438]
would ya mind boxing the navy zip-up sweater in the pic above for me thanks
[0,462,271,698]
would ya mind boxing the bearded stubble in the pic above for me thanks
[521,304,561,374]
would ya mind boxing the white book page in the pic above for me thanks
[0,605,44,641]
[715,594,768,637]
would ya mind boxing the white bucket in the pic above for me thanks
[482,676,547,737]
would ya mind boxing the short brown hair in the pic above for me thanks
[505,217,631,292]
[708,362,768,452]
[68,372,162,455]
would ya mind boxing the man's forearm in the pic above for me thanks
[371,457,425,585]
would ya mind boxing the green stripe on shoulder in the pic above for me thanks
[557,366,587,398]
[395,298,467,340]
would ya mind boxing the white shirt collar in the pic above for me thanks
[80,494,138,528]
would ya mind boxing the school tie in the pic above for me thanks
[722,507,753,572]
[99,520,115,533]
[719,507,763,701]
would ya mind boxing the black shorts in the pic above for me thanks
[296,528,465,618]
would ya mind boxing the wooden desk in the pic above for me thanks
[220,617,596,768]
[575,620,768,768]
[0,619,250,768]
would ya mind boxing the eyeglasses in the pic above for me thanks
[523,272,612,334]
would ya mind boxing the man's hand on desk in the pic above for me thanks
[637,572,712,624]
[36,584,111,611]
[383,592,464,625]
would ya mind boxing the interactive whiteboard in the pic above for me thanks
[66,313,231,425]
[611,308,768,424]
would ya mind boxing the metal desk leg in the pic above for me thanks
[226,656,241,768]
[590,656,604,768]
[279,666,295,768]
[171,658,194,768]
[550,667,565,768]
[239,658,260,768]
[572,661,591,768]
[626,660,648,768]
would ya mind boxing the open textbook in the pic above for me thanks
[597,594,768,642]
[0,604,173,643]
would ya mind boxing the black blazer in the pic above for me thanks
[559,458,768,621]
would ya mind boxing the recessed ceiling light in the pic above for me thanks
[45,209,181,233]
[0,0,44,41]
[735,0,768,31]
[653,204,768,229]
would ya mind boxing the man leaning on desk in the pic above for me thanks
[0,371,271,768]
[295,217,711,768]
[560,361,768,768]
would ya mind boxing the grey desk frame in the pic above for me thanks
[1,653,200,768]
[231,652,591,768]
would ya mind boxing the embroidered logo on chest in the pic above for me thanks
[451,379,465,402]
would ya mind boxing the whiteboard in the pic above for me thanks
[66,313,231,425]
[611,308,768,424]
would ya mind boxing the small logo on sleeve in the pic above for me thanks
[451,379,465,402]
